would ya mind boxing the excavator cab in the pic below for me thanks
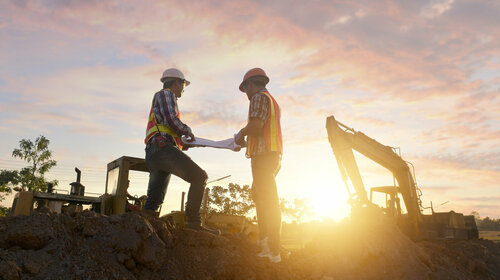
[101,156,149,215]
[369,186,402,218]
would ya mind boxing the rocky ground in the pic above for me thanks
[0,210,499,280]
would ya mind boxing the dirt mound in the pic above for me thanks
[287,218,500,280]
[0,210,290,280]
[1,210,499,280]
[419,239,500,279]
[287,220,431,280]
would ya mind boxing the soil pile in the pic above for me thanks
[287,218,500,280]
[0,210,289,280]
[1,210,499,280]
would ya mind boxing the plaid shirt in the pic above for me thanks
[150,89,192,146]
[248,92,269,157]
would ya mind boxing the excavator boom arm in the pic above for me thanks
[326,116,423,227]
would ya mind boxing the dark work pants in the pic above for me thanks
[144,142,208,226]
[251,152,282,254]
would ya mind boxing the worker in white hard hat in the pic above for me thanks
[143,68,219,235]
[234,68,283,263]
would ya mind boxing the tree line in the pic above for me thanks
[205,183,314,223]
[471,211,500,231]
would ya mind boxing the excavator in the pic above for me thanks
[326,115,478,240]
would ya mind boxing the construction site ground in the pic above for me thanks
[1,210,500,280]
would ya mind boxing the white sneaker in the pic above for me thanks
[266,252,281,263]
[257,237,270,257]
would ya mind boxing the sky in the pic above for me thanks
[0,0,499,221]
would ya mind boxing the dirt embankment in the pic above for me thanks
[0,210,499,280]
[287,221,500,280]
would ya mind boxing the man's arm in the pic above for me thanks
[235,93,268,145]
[240,118,264,137]
[235,118,263,147]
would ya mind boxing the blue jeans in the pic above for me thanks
[251,152,282,254]
[144,142,208,226]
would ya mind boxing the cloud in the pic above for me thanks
[420,0,455,18]
[249,1,500,102]
[462,204,500,218]
[4,0,499,104]
[0,64,158,138]
[417,121,500,154]
[350,116,393,127]
[420,185,460,193]
[410,154,500,189]
[458,196,500,202]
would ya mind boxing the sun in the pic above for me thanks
[307,181,351,221]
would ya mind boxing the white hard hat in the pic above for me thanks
[160,68,190,86]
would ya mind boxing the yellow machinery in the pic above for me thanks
[100,156,149,215]
[326,115,478,239]
[11,156,148,216]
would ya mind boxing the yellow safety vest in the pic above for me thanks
[144,90,183,149]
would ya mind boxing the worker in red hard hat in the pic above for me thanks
[143,68,219,235]
[234,68,283,263]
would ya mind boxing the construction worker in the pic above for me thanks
[234,68,283,263]
[144,68,219,235]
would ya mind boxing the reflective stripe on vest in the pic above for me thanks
[144,90,183,149]
[246,91,282,158]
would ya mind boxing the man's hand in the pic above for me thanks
[184,131,196,142]
[234,130,246,146]
[181,132,194,151]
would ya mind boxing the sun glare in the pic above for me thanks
[308,181,350,222]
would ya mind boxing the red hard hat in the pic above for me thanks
[239,68,269,92]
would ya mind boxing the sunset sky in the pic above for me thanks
[1,0,499,220]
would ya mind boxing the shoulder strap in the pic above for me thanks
[151,91,164,136]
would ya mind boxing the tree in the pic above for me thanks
[0,170,21,216]
[206,183,255,216]
[469,211,500,231]
[10,135,58,191]
[471,210,481,224]
[0,135,58,216]
[478,217,500,230]
[280,198,314,224]
[0,170,19,200]
[280,198,314,249]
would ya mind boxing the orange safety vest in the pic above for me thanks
[144,90,183,149]
[246,90,283,158]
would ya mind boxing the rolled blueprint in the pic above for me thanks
[181,136,241,151]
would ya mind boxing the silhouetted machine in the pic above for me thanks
[326,115,478,239]
[11,156,148,216]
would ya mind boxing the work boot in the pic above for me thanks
[186,224,221,236]
[140,209,159,218]
[265,252,281,263]
[257,237,270,257]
